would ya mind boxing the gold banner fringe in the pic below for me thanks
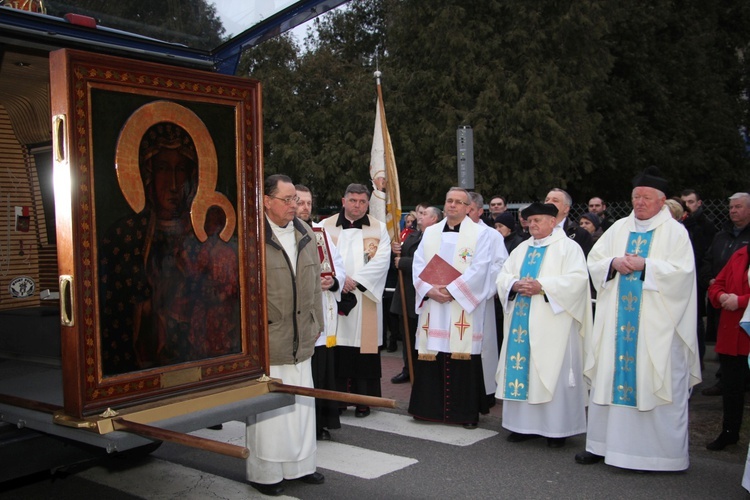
[450,352,471,360]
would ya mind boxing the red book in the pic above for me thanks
[418,254,461,287]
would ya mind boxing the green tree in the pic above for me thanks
[241,0,750,206]
[241,0,386,209]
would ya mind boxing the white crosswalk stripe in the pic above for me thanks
[340,410,498,446]
[316,441,417,479]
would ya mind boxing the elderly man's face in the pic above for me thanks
[342,192,369,221]
[631,187,666,220]
[544,191,569,220]
[422,209,439,230]
[296,190,313,222]
[151,149,193,220]
[528,214,557,240]
[265,180,298,226]
[729,196,750,228]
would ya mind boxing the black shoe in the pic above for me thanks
[299,472,325,485]
[547,437,566,448]
[506,432,539,443]
[575,451,604,465]
[386,342,398,353]
[249,481,285,496]
[206,424,223,430]
[317,429,331,441]
[355,406,370,418]
[701,382,723,396]
[463,422,478,430]
[706,431,739,451]
[391,371,410,384]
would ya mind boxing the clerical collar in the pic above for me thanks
[267,216,295,234]
[532,231,554,247]
[443,221,461,232]
[335,210,370,229]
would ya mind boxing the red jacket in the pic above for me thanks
[708,246,750,356]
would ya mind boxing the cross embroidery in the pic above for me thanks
[453,311,471,341]
[422,313,430,335]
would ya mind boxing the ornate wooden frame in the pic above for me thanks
[49,49,267,417]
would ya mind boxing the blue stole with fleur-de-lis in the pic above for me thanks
[612,230,654,407]
[503,244,547,400]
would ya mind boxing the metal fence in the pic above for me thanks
[503,199,731,231]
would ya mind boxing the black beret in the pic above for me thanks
[632,165,669,194]
[521,202,558,219]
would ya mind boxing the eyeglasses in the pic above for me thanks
[445,198,469,206]
[267,195,300,205]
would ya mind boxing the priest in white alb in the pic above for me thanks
[495,202,591,448]
[576,166,701,471]
[409,187,494,428]
[321,183,390,418]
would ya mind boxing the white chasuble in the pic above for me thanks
[321,215,390,352]
[495,229,592,404]
[585,206,701,412]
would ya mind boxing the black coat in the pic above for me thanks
[682,205,716,273]
[564,218,594,257]
[699,221,750,289]
[390,230,422,318]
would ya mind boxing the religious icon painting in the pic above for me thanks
[50,49,268,417]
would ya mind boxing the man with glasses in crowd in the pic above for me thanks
[408,187,494,429]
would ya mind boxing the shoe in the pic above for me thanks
[547,437,566,448]
[575,451,604,465]
[463,422,478,430]
[317,429,331,441]
[249,481,284,496]
[506,432,539,443]
[706,431,739,451]
[299,472,325,485]
[391,371,410,384]
[386,341,398,353]
[206,424,223,430]
[355,406,370,418]
[701,383,723,396]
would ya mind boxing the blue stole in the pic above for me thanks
[612,230,654,407]
[503,244,547,401]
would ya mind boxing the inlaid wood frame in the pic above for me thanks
[50,49,268,417]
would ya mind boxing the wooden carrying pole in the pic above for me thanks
[113,418,249,459]
[268,382,396,409]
